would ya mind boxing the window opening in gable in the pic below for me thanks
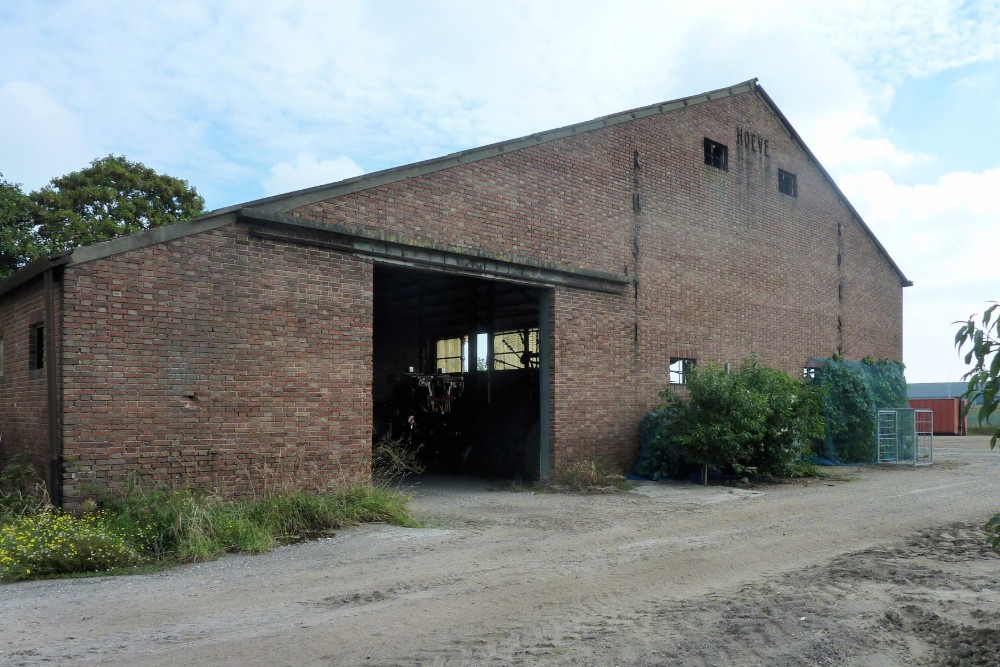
[29,323,44,372]
[493,328,539,371]
[778,169,798,197]
[669,357,695,385]
[703,138,728,171]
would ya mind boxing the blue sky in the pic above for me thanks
[1,0,998,383]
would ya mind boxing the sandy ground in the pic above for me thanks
[1,436,998,666]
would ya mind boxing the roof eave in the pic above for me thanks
[13,80,763,271]
[0,250,74,299]
[753,84,913,288]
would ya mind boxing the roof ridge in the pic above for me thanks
[204,79,761,217]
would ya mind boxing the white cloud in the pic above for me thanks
[263,153,365,195]
[0,81,93,189]
[810,0,1000,82]
[838,167,1000,382]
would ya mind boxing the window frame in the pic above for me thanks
[703,138,728,171]
[492,327,540,371]
[669,357,696,385]
[434,335,468,374]
[778,169,798,197]
[29,322,45,374]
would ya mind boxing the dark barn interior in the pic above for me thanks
[372,265,544,479]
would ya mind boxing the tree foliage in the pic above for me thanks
[812,357,907,463]
[0,174,40,279]
[31,155,205,253]
[955,302,1000,449]
[954,303,999,554]
[815,361,877,462]
[639,359,825,482]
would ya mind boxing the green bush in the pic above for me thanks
[0,510,140,581]
[639,359,825,482]
[741,363,826,477]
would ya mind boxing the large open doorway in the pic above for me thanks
[373,264,547,479]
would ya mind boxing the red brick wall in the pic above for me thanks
[550,287,637,471]
[0,278,55,486]
[59,226,373,508]
[11,89,903,498]
[841,216,904,361]
[287,89,904,473]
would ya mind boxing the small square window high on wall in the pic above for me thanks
[703,138,728,171]
[669,357,695,385]
[778,169,798,197]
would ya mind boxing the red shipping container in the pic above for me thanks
[907,398,967,435]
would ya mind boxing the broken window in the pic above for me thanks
[29,323,44,372]
[435,336,467,373]
[703,138,728,171]
[493,328,539,371]
[669,357,695,385]
[778,169,798,197]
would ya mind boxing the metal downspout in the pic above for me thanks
[44,268,63,507]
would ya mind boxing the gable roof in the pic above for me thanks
[0,79,911,298]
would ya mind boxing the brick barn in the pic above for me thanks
[0,80,909,508]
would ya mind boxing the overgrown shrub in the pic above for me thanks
[813,356,907,462]
[372,432,425,486]
[0,455,46,520]
[1,474,416,582]
[638,359,825,482]
[740,363,826,477]
[100,483,416,564]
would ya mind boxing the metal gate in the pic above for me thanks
[877,409,934,466]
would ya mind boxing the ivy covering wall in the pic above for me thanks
[811,356,908,463]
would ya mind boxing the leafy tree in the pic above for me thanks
[0,174,41,279]
[31,155,205,253]
[955,302,999,449]
[954,303,1000,552]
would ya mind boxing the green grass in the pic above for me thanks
[1,483,415,582]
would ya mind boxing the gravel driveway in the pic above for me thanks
[2,437,998,666]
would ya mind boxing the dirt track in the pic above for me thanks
[2,437,999,666]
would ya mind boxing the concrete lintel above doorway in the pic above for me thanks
[239,207,628,294]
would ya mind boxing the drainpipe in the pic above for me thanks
[44,267,63,507]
